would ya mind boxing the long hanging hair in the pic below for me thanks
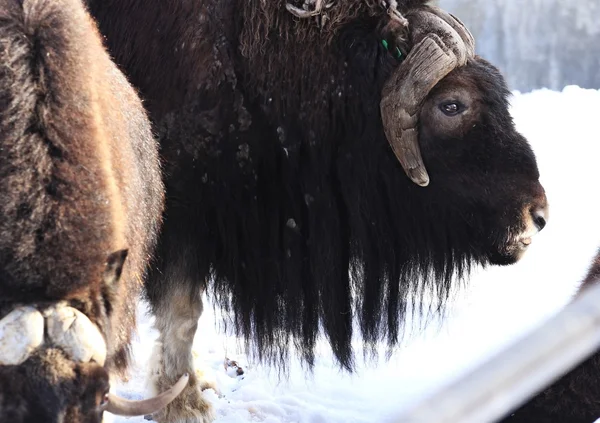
[154,0,492,373]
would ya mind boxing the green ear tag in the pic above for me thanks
[381,39,389,50]
[395,47,403,60]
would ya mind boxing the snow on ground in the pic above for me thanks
[112,86,600,423]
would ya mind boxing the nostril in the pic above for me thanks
[534,215,546,231]
[532,209,547,231]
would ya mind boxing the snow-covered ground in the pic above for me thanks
[112,86,600,423]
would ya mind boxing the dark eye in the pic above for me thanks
[440,101,465,116]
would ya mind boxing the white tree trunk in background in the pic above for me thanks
[439,0,600,92]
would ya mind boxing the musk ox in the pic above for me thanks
[85,0,549,421]
[497,250,600,423]
[0,0,187,421]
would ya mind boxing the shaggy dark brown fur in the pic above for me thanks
[578,250,600,295]
[0,0,164,421]
[0,349,110,423]
[497,251,600,423]
[86,1,547,420]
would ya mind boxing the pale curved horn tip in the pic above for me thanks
[408,168,430,187]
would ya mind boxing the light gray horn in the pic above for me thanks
[423,6,476,61]
[103,373,190,416]
[0,306,44,365]
[380,8,475,186]
[45,304,107,366]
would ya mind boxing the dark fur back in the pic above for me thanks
[0,0,164,374]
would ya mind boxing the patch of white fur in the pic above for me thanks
[147,340,164,395]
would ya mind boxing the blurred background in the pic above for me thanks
[436,0,600,92]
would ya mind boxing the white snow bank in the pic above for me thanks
[112,86,600,423]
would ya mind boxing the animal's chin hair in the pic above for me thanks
[498,223,527,253]
[204,179,498,373]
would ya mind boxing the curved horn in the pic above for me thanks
[380,9,475,186]
[423,6,476,61]
[45,304,107,366]
[103,373,190,416]
[0,306,44,365]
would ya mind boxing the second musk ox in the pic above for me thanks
[86,0,549,421]
[497,250,600,423]
[0,0,187,421]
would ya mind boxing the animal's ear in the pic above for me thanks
[103,249,128,289]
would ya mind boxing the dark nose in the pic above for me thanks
[531,207,548,231]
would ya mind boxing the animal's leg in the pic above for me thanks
[146,237,214,423]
